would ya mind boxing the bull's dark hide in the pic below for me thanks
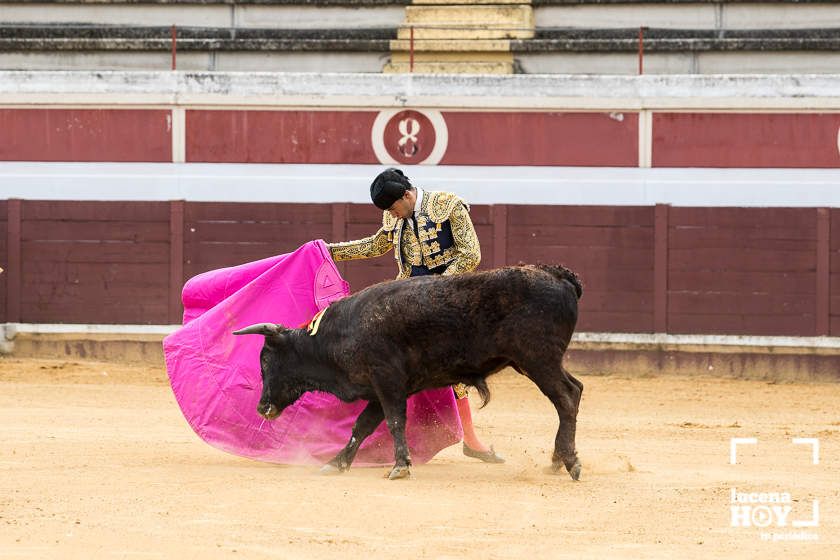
[235,264,584,480]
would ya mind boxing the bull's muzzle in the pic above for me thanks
[258,402,280,420]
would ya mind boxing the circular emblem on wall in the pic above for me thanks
[371,109,449,165]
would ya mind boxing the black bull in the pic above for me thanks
[233,264,584,480]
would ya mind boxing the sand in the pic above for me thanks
[1,357,838,559]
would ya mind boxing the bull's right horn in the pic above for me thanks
[232,323,284,336]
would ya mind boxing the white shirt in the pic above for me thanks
[407,188,424,232]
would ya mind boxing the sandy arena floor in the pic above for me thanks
[0,357,838,559]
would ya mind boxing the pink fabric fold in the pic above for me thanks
[163,239,462,466]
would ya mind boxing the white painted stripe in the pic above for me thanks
[3,323,179,338]
[1,72,840,110]
[5,323,840,349]
[171,107,186,164]
[638,109,652,168]
[2,162,840,207]
[573,332,840,350]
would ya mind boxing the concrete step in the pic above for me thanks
[534,1,840,31]
[3,1,832,32]
[383,60,513,73]
[0,2,407,29]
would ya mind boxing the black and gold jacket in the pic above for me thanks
[328,190,481,279]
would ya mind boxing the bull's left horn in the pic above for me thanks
[232,323,283,336]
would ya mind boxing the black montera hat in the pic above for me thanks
[370,168,411,210]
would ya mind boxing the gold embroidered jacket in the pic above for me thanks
[327,190,481,279]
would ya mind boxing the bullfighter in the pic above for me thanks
[328,167,504,464]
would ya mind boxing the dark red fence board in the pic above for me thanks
[183,202,333,280]
[6,200,21,322]
[507,205,655,333]
[508,205,654,227]
[667,207,817,336]
[2,200,836,336]
[440,112,638,166]
[653,113,840,168]
[19,201,171,324]
[0,200,6,322]
[186,110,379,164]
[669,249,815,273]
[669,271,815,295]
[0,109,171,162]
[23,201,170,222]
[831,209,840,336]
[669,313,816,336]
[21,221,171,243]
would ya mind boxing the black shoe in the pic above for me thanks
[463,443,505,464]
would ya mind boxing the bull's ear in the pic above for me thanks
[232,323,287,337]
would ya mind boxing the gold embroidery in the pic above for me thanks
[424,191,464,223]
[402,223,422,266]
[328,228,392,262]
[453,383,469,399]
[439,200,480,276]
[421,240,442,258]
[418,226,439,242]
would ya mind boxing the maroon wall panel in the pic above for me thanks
[507,206,655,332]
[183,202,333,281]
[441,112,638,166]
[0,200,7,322]
[186,110,379,163]
[185,109,637,166]
[0,109,172,162]
[830,209,840,336]
[653,113,840,168]
[20,201,171,323]
[668,208,817,336]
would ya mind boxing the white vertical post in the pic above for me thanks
[171,107,186,163]
[638,109,652,168]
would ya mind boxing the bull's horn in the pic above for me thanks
[232,323,284,336]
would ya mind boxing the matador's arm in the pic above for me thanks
[441,202,481,276]
[327,228,392,262]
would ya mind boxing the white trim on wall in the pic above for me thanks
[2,162,840,207]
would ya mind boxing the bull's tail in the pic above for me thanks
[232,323,285,336]
[536,264,583,300]
[473,378,491,409]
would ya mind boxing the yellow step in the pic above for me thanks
[390,50,512,63]
[383,60,514,74]
[390,38,511,52]
[412,0,530,4]
[404,4,533,27]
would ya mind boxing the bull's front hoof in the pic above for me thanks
[319,464,344,476]
[387,465,411,480]
[551,456,582,481]
[568,459,582,481]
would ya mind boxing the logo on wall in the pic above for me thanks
[371,109,449,165]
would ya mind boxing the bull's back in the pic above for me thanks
[345,266,578,347]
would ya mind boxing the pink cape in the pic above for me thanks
[162,240,462,466]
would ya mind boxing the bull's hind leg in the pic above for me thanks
[321,400,384,475]
[377,395,411,480]
[523,362,583,481]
